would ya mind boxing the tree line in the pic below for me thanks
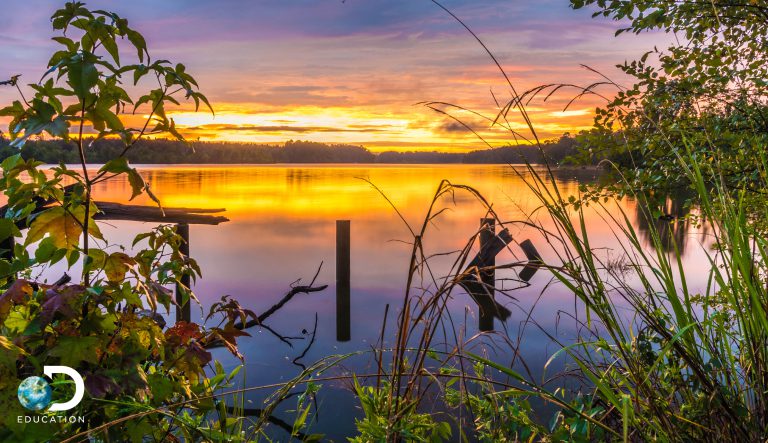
[0,135,586,165]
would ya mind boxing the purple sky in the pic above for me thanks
[0,1,669,151]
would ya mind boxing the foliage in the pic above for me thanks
[349,377,452,443]
[506,135,768,441]
[568,0,768,193]
[0,3,256,441]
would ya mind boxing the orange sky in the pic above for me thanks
[0,1,671,152]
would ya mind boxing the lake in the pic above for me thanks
[54,164,711,440]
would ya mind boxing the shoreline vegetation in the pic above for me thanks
[0,134,585,165]
[1,0,767,441]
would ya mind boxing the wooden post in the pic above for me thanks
[457,228,512,324]
[176,223,191,323]
[478,218,495,332]
[336,220,351,342]
[518,239,543,282]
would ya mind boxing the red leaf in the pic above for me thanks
[84,373,121,398]
[165,321,202,346]
[40,284,85,326]
[0,279,34,319]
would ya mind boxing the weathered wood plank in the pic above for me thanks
[518,239,542,282]
[93,201,229,225]
[458,227,513,323]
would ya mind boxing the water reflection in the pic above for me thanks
[632,190,710,254]
[77,164,710,439]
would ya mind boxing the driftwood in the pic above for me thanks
[205,265,328,349]
[458,228,513,321]
[235,285,328,331]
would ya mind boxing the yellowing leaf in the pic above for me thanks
[104,252,135,282]
[27,205,103,251]
[87,249,107,270]
[71,204,104,240]
[26,206,81,249]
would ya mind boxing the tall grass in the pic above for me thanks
[352,2,768,441]
[509,147,768,441]
[355,110,768,442]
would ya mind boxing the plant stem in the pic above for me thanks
[77,99,91,286]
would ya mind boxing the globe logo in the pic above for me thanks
[17,376,52,411]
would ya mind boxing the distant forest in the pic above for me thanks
[0,135,585,165]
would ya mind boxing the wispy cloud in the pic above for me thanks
[0,0,670,151]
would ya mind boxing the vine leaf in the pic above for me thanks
[103,252,135,282]
[49,335,99,366]
[26,206,81,249]
[40,285,84,326]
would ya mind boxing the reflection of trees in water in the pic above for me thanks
[286,168,314,190]
[633,191,710,255]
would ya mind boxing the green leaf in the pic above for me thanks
[67,60,98,99]
[0,219,20,243]
[96,105,124,131]
[51,36,77,52]
[49,336,99,366]
[127,170,146,200]
[99,156,131,174]
[4,309,31,334]
[34,236,60,263]
[126,29,147,63]
[86,248,107,271]
[99,30,120,65]
[98,158,146,200]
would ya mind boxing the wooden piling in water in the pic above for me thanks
[478,218,496,332]
[518,239,542,282]
[176,223,191,323]
[458,220,512,331]
[336,220,351,341]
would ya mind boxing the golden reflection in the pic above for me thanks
[91,165,589,223]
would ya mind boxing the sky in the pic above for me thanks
[0,0,668,152]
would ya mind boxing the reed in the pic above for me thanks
[347,1,768,440]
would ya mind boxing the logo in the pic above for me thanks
[17,366,84,412]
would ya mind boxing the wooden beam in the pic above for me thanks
[94,202,228,225]
[518,239,542,282]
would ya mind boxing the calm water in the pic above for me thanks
[47,164,711,440]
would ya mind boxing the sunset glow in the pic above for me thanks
[0,0,666,152]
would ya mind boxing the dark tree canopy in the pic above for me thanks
[571,0,768,191]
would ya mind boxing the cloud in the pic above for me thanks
[438,121,473,133]
[0,0,668,151]
[182,123,386,134]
